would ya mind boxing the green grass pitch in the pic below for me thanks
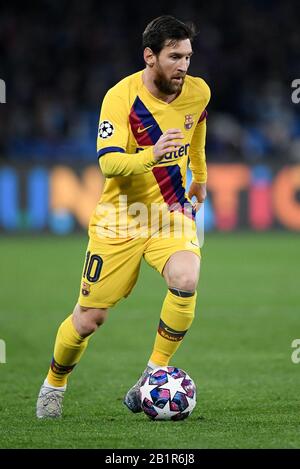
[0,232,299,448]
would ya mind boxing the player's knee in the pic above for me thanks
[168,271,198,292]
[73,304,108,337]
[79,309,107,335]
[178,275,197,292]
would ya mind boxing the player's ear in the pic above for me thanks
[144,47,155,67]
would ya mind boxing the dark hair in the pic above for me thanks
[142,15,196,55]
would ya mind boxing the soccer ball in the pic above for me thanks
[140,366,196,421]
[98,120,114,139]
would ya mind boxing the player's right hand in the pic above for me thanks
[153,129,184,163]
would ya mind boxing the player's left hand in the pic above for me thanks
[188,182,206,212]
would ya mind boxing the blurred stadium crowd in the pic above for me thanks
[0,0,299,164]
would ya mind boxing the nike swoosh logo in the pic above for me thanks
[190,241,199,247]
[164,327,184,335]
[137,125,153,134]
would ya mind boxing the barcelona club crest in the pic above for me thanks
[184,114,194,130]
[81,281,91,296]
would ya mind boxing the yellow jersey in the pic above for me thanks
[89,70,210,240]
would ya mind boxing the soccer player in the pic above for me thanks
[36,15,210,418]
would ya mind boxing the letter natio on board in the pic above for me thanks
[0,165,300,232]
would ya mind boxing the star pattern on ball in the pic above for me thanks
[153,403,179,420]
[157,374,186,400]
[140,367,197,420]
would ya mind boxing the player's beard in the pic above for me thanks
[154,65,185,96]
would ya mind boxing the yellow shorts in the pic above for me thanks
[78,216,200,309]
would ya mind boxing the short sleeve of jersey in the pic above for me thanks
[97,91,129,158]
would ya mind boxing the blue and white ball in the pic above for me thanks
[140,366,197,421]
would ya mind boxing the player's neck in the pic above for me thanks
[142,69,180,104]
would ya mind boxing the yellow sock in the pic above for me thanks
[150,289,197,366]
[46,314,89,387]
